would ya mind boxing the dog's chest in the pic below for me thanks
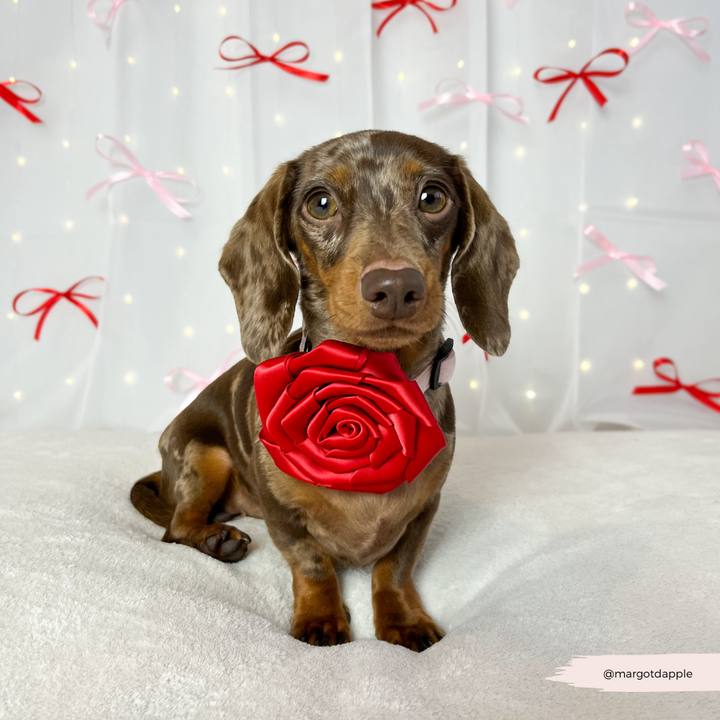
[304,491,418,567]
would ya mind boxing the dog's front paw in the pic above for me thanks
[292,612,351,647]
[196,524,251,563]
[376,617,445,653]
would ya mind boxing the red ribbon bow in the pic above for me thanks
[461,334,489,361]
[0,79,42,123]
[12,277,104,341]
[217,37,329,82]
[633,358,720,414]
[534,48,630,123]
[372,0,457,37]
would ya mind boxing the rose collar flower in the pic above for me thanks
[254,340,448,494]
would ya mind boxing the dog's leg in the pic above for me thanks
[372,493,445,652]
[286,545,352,646]
[260,520,349,644]
[164,441,251,563]
[269,531,351,646]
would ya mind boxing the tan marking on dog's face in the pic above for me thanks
[297,235,320,278]
[330,164,351,186]
[290,131,462,353]
[402,159,424,177]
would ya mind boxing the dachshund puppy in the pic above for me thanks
[131,130,519,652]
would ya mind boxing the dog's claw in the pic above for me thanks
[377,619,445,653]
[293,616,351,647]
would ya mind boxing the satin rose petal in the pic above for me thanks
[287,340,368,375]
[369,424,403,469]
[254,355,296,417]
[264,387,306,452]
[287,366,365,399]
[351,448,409,486]
[315,381,403,415]
[324,435,378,459]
[363,377,438,426]
[281,389,325,444]
[357,349,410,382]
[324,394,390,429]
[404,424,447,478]
[388,408,418,458]
[297,437,372,473]
[319,406,376,444]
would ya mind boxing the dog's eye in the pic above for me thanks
[419,186,447,214]
[306,192,337,220]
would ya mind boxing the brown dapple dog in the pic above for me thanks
[131,130,519,652]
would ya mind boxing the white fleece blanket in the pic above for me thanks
[1,430,719,719]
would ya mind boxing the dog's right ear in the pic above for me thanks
[219,162,300,365]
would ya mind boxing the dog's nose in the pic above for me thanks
[361,268,426,320]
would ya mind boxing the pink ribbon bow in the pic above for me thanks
[633,358,720,414]
[681,140,720,195]
[217,37,329,82]
[625,3,710,62]
[574,224,667,291]
[372,0,457,37]
[87,0,130,30]
[418,79,529,124]
[165,349,246,413]
[12,277,104,341]
[87,135,199,219]
[0,80,42,123]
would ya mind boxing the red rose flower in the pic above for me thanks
[254,340,447,494]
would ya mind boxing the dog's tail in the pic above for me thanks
[130,472,173,528]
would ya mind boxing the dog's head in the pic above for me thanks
[219,130,519,365]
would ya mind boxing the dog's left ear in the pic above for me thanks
[451,158,520,357]
[219,162,300,365]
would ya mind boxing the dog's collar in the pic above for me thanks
[299,327,455,393]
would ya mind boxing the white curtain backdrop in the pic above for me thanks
[2,0,718,435]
